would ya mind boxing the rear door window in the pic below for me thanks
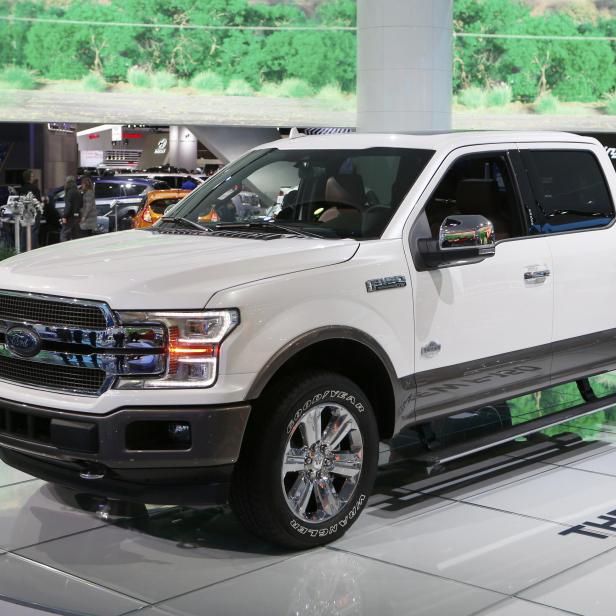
[521,150,614,233]
[150,197,181,215]
[154,175,178,188]
[123,183,147,197]
[94,182,123,199]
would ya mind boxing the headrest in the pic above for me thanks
[325,174,366,208]
[455,179,498,215]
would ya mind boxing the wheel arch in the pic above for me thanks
[245,327,407,439]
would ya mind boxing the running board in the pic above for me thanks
[412,391,616,468]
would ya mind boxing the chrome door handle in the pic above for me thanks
[524,269,550,281]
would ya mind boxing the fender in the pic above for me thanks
[244,325,416,433]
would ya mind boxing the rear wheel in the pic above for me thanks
[230,370,378,549]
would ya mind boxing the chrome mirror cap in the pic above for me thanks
[439,215,495,251]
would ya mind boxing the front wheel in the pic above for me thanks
[230,371,378,549]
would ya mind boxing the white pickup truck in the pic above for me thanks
[0,131,615,548]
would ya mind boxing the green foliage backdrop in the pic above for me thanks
[0,0,615,102]
[0,0,357,92]
[454,0,616,102]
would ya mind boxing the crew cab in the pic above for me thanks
[0,131,615,549]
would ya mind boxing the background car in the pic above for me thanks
[133,188,192,229]
[54,176,168,232]
[130,173,204,190]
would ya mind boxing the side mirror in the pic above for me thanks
[418,214,496,268]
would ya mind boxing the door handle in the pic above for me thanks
[524,269,550,281]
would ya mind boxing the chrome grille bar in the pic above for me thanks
[0,291,168,396]
[0,290,114,329]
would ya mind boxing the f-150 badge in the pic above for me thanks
[365,276,407,293]
[421,341,441,357]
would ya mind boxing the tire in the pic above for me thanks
[230,370,378,549]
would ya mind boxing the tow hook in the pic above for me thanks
[79,463,106,480]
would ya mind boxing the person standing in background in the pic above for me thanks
[60,176,82,241]
[17,169,42,249]
[79,177,97,237]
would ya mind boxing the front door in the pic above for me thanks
[405,145,554,421]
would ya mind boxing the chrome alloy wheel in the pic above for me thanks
[281,403,364,523]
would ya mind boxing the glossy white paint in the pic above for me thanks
[516,142,616,347]
[0,130,613,418]
[402,143,554,371]
[0,232,357,310]
[208,239,415,380]
[0,373,257,415]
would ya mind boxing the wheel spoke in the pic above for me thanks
[331,452,362,478]
[322,413,353,450]
[289,475,313,516]
[283,448,305,475]
[282,401,364,523]
[314,478,341,517]
[299,406,322,446]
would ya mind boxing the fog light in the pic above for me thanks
[126,420,192,451]
[168,422,191,447]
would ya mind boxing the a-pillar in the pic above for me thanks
[356,0,453,133]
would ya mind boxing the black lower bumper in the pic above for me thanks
[0,447,234,505]
[0,397,251,505]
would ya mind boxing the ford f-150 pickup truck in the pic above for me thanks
[1,131,615,549]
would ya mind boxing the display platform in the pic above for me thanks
[1,411,616,616]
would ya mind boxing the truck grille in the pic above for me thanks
[0,355,106,396]
[0,292,108,329]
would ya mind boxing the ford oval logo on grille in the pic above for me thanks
[6,327,42,358]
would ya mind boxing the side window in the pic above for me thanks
[123,183,147,197]
[94,182,123,199]
[424,152,524,241]
[521,150,614,234]
[155,175,177,187]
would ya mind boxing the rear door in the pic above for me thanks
[405,144,554,421]
[94,181,123,213]
[518,144,616,384]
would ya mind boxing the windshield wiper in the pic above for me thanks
[161,216,210,232]
[213,222,323,239]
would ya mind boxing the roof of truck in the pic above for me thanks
[263,130,599,152]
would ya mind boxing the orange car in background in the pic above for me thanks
[133,189,192,229]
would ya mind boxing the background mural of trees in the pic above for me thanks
[0,0,615,103]
[454,0,616,103]
[0,0,357,92]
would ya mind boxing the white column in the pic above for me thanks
[188,126,279,164]
[168,126,198,170]
[357,0,453,133]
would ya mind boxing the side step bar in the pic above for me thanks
[412,387,616,467]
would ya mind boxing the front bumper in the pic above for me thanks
[0,397,250,505]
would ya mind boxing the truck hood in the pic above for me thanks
[0,230,358,309]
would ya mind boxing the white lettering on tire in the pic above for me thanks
[287,390,365,435]
[289,494,367,537]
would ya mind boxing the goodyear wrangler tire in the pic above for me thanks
[230,370,378,549]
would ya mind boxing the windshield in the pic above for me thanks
[161,147,433,239]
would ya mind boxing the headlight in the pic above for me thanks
[115,309,239,389]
